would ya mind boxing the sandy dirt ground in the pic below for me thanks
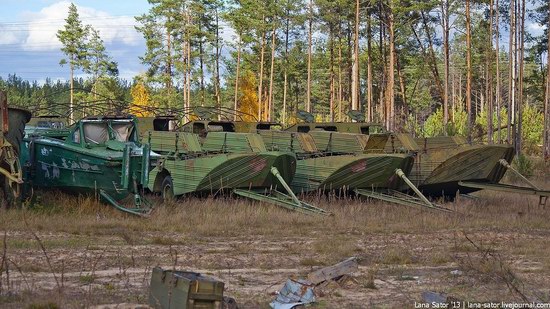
[1,186,550,308]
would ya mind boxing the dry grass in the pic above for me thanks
[7,187,550,238]
[0,181,549,307]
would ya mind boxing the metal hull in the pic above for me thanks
[292,154,413,193]
[414,144,515,196]
[148,152,296,196]
[20,138,141,201]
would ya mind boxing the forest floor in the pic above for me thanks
[0,176,549,308]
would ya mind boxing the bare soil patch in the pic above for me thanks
[1,184,550,308]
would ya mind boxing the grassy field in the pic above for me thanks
[0,175,549,308]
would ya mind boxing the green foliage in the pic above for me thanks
[521,104,544,154]
[86,28,119,79]
[422,108,444,137]
[56,3,89,71]
[420,107,468,137]
[475,107,510,143]
[513,155,534,179]
[5,0,549,158]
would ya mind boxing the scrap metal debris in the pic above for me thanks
[307,257,359,285]
[270,279,316,309]
[270,257,359,309]
[422,291,448,303]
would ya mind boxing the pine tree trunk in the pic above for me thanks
[258,23,266,120]
[421,11,444,103]
[307,0,313,113]
[268,25,276,122]
[186,23,192,110]
[379,1,386,125]
[487,0,494,144]
[166,23,172,95]
[396,55,406,110]
[181,10,187,111]
[338,32,343,121]
[545,5,550,161]
[495,0,501,143]
[182,39,187,110]
[215,8,221,118]
[441,0,450,134]
[367,11,373,122]
[183,11,192,111]
[234,36,242,121]
[516,0,525,155]
[347,21,353,115]
[329,25,335,121]
[351,0,360,111]
[466,0,473,143]
[70,61,74,123]
[386,3,395,131]
[199,23,205,106]
[283,14,289,126]
[508,0,516,144]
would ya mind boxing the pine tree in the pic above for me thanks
[86,28,119,99]
[57,3,89,123]
[135,0,180,107]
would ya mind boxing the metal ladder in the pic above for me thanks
[355,168,454,213]
[459,159,549,207]
[233,167,330,215]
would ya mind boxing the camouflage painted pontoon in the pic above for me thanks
[285,113,545,203]
[20,115,155,216]
[145,129,327,215]
[386,134,515,196]
[259,130,414,194]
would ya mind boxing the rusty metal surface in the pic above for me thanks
[270,279,316,309]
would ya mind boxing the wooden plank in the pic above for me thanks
[307,257,358,285]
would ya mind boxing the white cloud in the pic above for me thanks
[527,22,545,36]
[219,20,237,47]
[19,1,141,51]
[0,26,22,45]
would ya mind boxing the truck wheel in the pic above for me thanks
[161,175,175,202]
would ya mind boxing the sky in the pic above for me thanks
[0,0,152,83]
[0,1,546,84]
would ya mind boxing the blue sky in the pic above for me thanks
[0,1,546,84]
[0,0,152,82]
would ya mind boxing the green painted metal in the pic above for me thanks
[458,159,550,206]
[259,130,414,194]
[354,188,453,212]
[180,119,280,135]
[458,181,550,206]
[26,116,68,131]
[146,129,326,214]
[202,131,267,153]
[149,267,224,309]
[20,116,155,216]
[285,122,385,134]
[233,188,329,215]
[147,131,296,194]
[286,121,516,197]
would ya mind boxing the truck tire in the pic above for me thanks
[161,175,175,202]
[6,108,31,155]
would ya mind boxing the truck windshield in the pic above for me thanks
[111,122,134,142]
[82,123,109,145]
[81,121,135,145]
